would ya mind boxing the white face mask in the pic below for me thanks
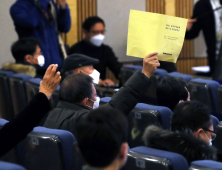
[80,69,100,84]
[89,69,100,84]
[90,34,105,46]
[203,131,212,146]
[37,55,45,67]
[87,97,100,110]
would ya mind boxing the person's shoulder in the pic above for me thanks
[143,125,217,162]
[69,40,86,54]
[195,0,211,8]
[101,43,112,50]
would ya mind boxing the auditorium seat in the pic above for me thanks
[21,127,75,170]
[166,72,193,82]
[127,103,173,148]
[190,160,222,170]
[50,86,60,108]
[26,78,60,108]
[0,161,26,170]
[26,78,41,103]
[0,70,15,120]
[0,118,19,164]
[216,122,222,154]
[217,85,222,114]
[123,146,189,170]
[143,68,168,105]
[9,74,32,115]
[188,79,220,113]
[120,65,143,85]
[121,65,168,105]
[211,115,219,147]
[0,118,8,127]
[99,97,111,105]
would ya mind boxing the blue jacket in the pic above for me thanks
[10,0,71,69]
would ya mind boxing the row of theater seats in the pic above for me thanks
[100,97,222,150]
[121,65,222,115]
[0,116,222,170]
[1,65,221,121]
[0,70,60,120]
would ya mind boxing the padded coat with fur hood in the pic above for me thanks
[143,125,217,165]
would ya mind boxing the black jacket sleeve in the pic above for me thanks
[0,93,51,157]
[109,71,151,116]
[185,0,209,40]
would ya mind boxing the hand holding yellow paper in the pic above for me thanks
[127,10,188,63]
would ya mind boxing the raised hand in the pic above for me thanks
[58,0,67,9]
[142,52,160,78]
[39,64,61,99]
[187,19,196,31]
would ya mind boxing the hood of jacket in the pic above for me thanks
[2,62,36,77]
[143,125,217,164]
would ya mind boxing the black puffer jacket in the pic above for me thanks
[143,125,217,164]
[44,71,151,137]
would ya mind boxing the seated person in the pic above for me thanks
[0,64,61,156]
[61,53,114,86]
[76,106,128,170]
[2,38,46,78]
[156,76,190,111]
[143,101,218,164]
[69,16,123,85]
[43,52,160,137]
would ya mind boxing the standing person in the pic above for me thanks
[10,0,71,70]
[69,16,122,85]
[186,0,222,76]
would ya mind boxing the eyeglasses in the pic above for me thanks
[202,128,217,140]
[90,30,106,35]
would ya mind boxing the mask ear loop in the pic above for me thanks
[85,98,93,109]
[202,130,212,145]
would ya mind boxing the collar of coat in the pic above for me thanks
[1,62,36,77]
[56,100,90,111]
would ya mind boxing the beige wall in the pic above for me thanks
[97,0,146,62]
[0,0,17,67]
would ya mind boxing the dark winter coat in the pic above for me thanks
[44,71,151,137]
[143,125,217,165]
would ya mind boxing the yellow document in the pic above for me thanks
[127,10,188,63]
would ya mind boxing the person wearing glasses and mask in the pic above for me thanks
[44,52,160,137]
[2,38,46,78]
[143,101,220,164]
[69,16,123,86]
[61,53,113,86]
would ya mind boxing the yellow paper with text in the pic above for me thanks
[127,10,188,63]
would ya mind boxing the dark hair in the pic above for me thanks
[11,38,41,62]
[171,101,212,133]
[156,76,188,111]
[82,16,105,32]
[59,73,93,103]
[76,105,128,167]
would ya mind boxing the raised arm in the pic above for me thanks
[109,52,160,115]
[56,0,71,33]
[0,64,61,157]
